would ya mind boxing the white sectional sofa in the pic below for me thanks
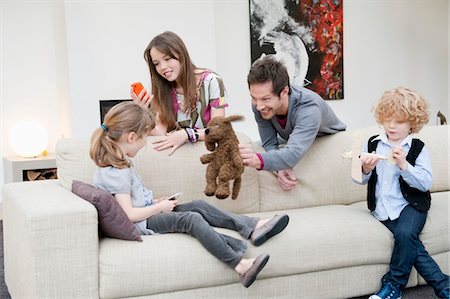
[2,125,448,299]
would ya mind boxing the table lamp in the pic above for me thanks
[9,121,49,158]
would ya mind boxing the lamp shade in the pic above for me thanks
[9,121,49,158]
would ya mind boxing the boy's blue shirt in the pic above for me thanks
[359,133,432,221]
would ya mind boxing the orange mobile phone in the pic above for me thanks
[131,82,145,96]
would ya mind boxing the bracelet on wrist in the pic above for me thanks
[193,128,199,142]
[184,128,192,143]
[184,128,198,143]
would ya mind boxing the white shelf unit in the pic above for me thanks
[3,154,57,184]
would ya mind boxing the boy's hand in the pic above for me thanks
[361,152,379,175]
[392,147,407,170]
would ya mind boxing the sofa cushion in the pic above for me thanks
[414,125,449,192]
[56,138,97,188]
[72,180,142,241]
[97,205,398,298]
[258,128,378,211]
[57,132,260,215]
[350,192,450,255]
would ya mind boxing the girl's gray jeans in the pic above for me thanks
[146,199,259,268]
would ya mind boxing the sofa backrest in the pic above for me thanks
[56,133,260,214]
[56,125,448,214]
[258,125,449,212]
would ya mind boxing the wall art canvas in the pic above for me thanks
[250,0,344,100]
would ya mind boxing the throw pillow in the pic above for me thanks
[72,180,142,241]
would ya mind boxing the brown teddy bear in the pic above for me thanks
[200,115,244,199]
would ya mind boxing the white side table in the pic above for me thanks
[3,154,57,183]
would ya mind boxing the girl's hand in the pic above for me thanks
[152,197,163,204]
[130,86,153,109]
[277,169,298,190]
[152,130,189,155]
[156,197,177,213]
[392,147,407,170]
[361,153,379,175]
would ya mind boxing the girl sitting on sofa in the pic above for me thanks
[89,102,289,288]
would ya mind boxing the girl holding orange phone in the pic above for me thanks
[130,31,228,155]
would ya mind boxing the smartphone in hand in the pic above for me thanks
[168,192,183,201]
[131,82,145,96]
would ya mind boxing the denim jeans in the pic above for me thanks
[146,199,259,269]
[381,205,450,296]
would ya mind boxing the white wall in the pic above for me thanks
[1,0,449,192]
[0,1,71,191]
[64,0,450,141]
[214,0,450,136]
[337,0,448,129]
[64,0,218,138]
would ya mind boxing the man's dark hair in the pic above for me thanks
[247,56,291,96]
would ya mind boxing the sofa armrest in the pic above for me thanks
[2,180,99,299]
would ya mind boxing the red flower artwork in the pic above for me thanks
[301,0,344,100]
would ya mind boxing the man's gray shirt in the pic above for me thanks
[253,85,346,171]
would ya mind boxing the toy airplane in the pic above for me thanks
[342,132,393,183]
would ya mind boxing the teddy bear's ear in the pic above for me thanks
[224,115,244,123]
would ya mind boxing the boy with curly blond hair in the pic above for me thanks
[356,87,449,299]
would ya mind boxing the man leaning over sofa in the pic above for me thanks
[239,55,346,191]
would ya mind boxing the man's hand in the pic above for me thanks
[276,169,297,190]
[238,144,261,169]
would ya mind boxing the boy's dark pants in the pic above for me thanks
[381,205,450,296]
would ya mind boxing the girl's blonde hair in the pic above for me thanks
[89,102,155,168]
[144,31,197,132]
[373,87,429,133]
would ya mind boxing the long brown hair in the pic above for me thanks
[144,31,197,132]
[89,102,155,168]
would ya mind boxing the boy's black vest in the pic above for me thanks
[367,135,431,212]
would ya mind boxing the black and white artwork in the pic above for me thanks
[250,0,344,100]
